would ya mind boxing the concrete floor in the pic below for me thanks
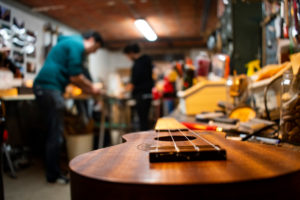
[3,161,70,200]
[2,130,124,200]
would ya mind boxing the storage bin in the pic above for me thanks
[65,132,93,160]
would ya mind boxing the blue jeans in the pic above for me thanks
[34,86,65,181]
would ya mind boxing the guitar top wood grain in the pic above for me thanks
[70,130,300,185]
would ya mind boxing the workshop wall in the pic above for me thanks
[1,0,78,81]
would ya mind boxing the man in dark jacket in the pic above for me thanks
[123,43,154,131]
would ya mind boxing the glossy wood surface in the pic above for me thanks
[70,130,300,185]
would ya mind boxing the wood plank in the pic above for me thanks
[154,117,188,131]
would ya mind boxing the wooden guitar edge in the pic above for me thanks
[70,169,300,200]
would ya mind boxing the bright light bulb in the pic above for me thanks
[218,55,226,61]
[134,19,157,42]
[226,79,233,86]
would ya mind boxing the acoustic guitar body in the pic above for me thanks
[70,128,300,200]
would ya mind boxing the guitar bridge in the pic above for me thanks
[149,145,226,163]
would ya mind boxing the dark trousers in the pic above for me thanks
[34,87,64,181]
[135,97,152,131]
[0,102,4,200]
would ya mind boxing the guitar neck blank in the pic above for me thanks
[155,118,188,132]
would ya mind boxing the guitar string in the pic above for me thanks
[170,118,218,151]
[188,129,221,151]
[176,128,200,151]
[155,129,159,152]
[155,119,218,152]
[167,121,180,152]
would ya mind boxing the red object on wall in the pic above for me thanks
[197,59,210,76]
[3,129,8,142]
[224,56,230,78]
[163,77,174,94]
[152,87,162,100]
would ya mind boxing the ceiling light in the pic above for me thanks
[134,19,157,41]
[107,1,115,6]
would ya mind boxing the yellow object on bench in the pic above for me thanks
[0,88,18,97]
[177,79,227,115]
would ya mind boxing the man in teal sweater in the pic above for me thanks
[34,31,104,184]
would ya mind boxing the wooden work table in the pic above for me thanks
[0,94,35,101]
[0,92,128,150]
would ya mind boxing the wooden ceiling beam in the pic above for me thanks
[105,37,206,50]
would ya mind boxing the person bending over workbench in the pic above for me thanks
[33,30,104,184]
